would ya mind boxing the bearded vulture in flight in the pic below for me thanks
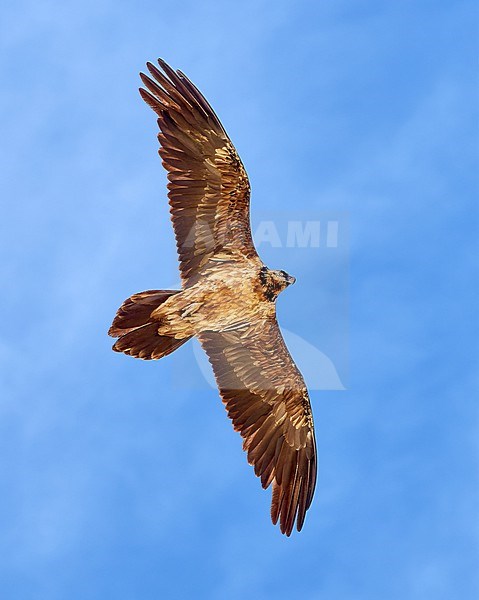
[109,59,317,536]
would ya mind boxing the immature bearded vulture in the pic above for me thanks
[109,59,317,536]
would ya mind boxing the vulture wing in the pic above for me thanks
[139,59,256,285]
[199,317,317,536]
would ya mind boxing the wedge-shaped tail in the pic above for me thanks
[108,290,191,360]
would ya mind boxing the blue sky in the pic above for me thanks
[1,1,478,598]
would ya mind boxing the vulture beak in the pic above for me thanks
[287,274,296,285]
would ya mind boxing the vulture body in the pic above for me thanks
[109,59,317,536]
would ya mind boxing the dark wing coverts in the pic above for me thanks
[199,318,317,536]
[139,59,256,285]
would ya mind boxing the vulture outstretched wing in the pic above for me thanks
[139,59,256,285]
[199,317,317,536]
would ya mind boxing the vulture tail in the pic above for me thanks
[108,290,191,360]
